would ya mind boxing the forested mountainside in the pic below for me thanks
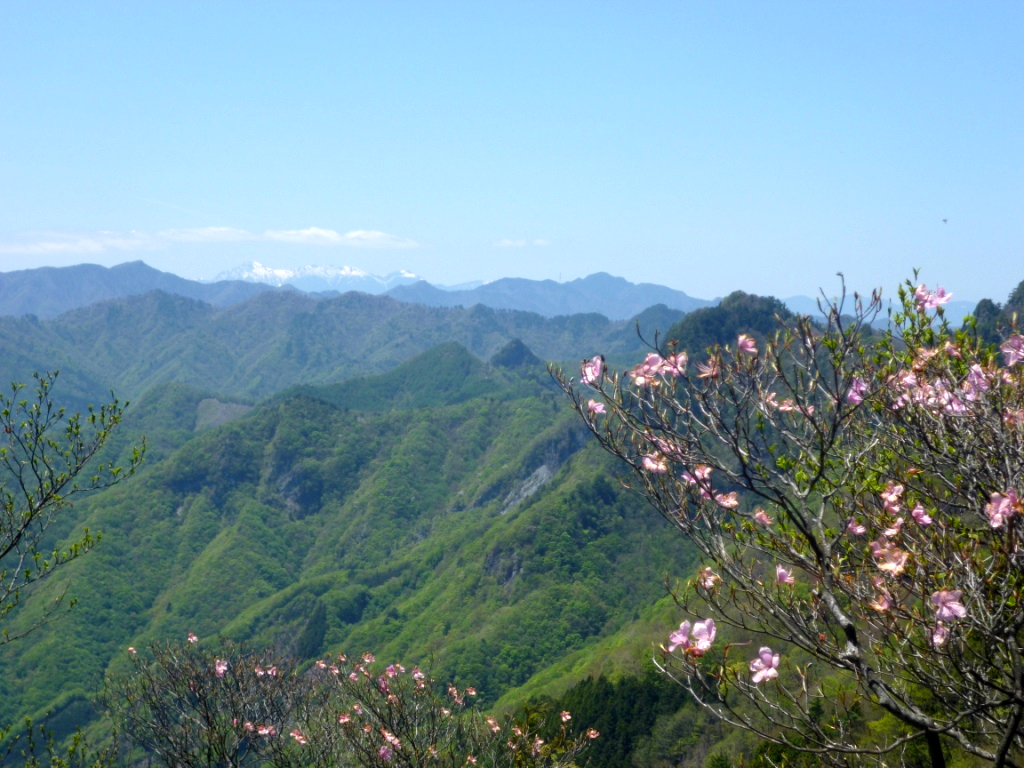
[0,342,698,749]
[6,282,1021,766]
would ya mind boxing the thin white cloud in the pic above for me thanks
[0,226,419,254]
[0,231,156,255]
[533,239,551,246]
[264,228,419,248]
[158,226,256,243]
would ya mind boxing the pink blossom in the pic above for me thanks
[642,454,668,473]
[487,716,501,732]
[580,355,604,385]
[963,364,990,401]
[914,284,952,311]
[986,489,1018,528]
[663,352,688,376]
[931,590,967,622]
[362,653,375,663]
[868,592,892,612]
[215,659,228,678]
[290,729,307,745]
[750,647,780,684]
[587,728,600,739]
[846,518,867,536]
[127,647,136,655]
[1001,335,1024,367]
[338,713,351,724]
[668,618,716,656]
[379,745,393,762]
[187,632,198,644]
[846,376,869,405]
[697,567,721,589]
[385,664,398,678]
[682,464,712,485]
[560,711,572,722]
[586,399,606,415]
[736,334,757,355]
[753,508,773,525]
[715,491,739,509]
[870,539,908,575]
[775,565,795,585]
[931,623,949,647]
[696,359,719,379]
[667,621,691,653]
[911,503,933,526]
[381,729,401,747]
[883,517,904,537]
[880,481,904,514]
[256,725,276,737]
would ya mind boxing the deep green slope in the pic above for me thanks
[0,289,685,407]
[0,345,696,744]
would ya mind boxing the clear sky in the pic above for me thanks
[1,2,1020,302]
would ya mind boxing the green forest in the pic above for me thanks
[2,281,1022,767]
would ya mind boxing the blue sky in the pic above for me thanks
[1,2,1020,302]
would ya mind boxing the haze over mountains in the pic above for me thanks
[0,260,715,321]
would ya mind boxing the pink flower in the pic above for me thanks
[697,567,721,589]
[714,491,739,509]
[846,518,867,536]
[560,711,571,722]
[667,621,691,653]
[581,355,604,385]
[931,623,949,647]
[775,565,795,585]
[1001,335,1024,367]
[290,729,307,745]
[736,334,757,355]
[338,713,351,724]
[880,481,904,514]
[668,618,716,656]
[870,539,908,575]
[587,728,600,739]
[696,359,719,379]
[753,508,773,525]
[914,284,952,311]
[750,647,780,684]
[911,503,932,526]
[931,590,967,622]
[486,716,501,732]
[986,489,1018,528]
[127,647,136,655]
[883,517,905,537]
[379,745,393,762]
[256,725,276,737]
[215,659,228,678]
[846,376,869,405]
[187,632,198,644]
[586,399,606,415]
[642,454,668,473]
[682,464,712,486]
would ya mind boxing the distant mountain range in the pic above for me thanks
[0,261,714,321]
[0,260,982,324]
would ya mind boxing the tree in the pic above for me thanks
[553,279,1024,767]
[0,371,142,765]
[105,635,598,768]
[1,371,143,643]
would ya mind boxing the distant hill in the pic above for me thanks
[0,289,688,410]
[0,261,273,319]
[386,272,712,321]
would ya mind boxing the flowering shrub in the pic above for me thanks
[553,279,1024,767]
[105,636,595,768]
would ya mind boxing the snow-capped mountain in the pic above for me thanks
[215,262,420,294]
